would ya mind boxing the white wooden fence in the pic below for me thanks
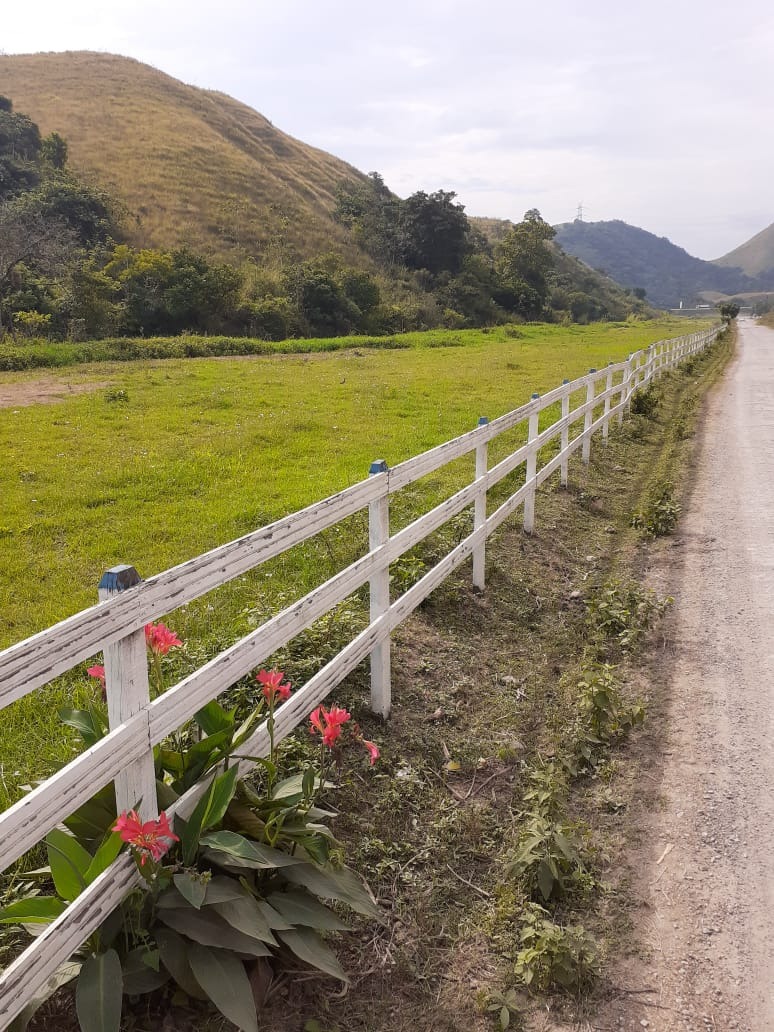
[0,325,720,1027]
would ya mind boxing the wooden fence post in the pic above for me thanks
[98,565,157,820]
[560,380,570,487]
[602,365,613,443]
[523,395,540,534]
[472,416,489,590]
[618,357,630,426]
[368,460,391,718]
[582,371,595,465]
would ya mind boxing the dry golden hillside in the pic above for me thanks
[0,51,368,262]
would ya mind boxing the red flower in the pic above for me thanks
[361,739,380,765]
[114,809,179,862]
[256,669,292,705]
[144,622,182,656]
[87,665,106,687]
[309,704,351,747]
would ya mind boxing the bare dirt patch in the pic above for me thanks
[0,378,106,408]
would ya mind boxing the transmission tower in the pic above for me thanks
[576,202,584,222]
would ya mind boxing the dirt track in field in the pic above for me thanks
[0,377,106,408]
[595,319,774,1031]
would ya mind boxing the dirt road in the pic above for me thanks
[604,319,774,1031]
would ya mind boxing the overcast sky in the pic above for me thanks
[3,0,772,258]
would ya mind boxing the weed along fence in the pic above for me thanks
[0,324,720,1026]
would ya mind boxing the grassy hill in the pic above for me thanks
[0,51,368,263]
[713,221,774,277]
[554,218,761,308]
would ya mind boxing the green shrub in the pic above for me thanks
[514,904,599,993]
[631,482,680,537]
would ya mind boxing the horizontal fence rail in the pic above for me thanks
[0,324,721,1027]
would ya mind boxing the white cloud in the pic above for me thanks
[3,0,774,256]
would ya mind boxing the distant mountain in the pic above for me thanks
[0,51,368,263]
[554,219,760,309]
[713,222,774,278]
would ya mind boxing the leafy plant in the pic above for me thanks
[630,382,661,417]
[506,812,587,902]
[486,988,523,1029]
[1,653,382,1032]
[631,481,680,537]
[514,904,598,993]
[586,579,672,652]
[576,664,644,751]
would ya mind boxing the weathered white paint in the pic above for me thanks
[98,567,157,822]
[523,397,540,534]
[368,461,391,719]
[472,417,489,590]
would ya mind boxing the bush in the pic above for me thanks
[514,904,599,993]
[631,481,680,537]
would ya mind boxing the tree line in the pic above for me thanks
[0,98,646,343]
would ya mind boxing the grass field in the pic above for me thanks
[0,317,709,809]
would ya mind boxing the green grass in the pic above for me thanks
[0,317,709,808]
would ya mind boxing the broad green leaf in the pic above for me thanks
[188,944,259,1032]
[58,707,107,747]
[122,948,169,995]
[211,897,278,945]
[174,871,207,909]
[64,785,117,851]
[278,927,348,982]
[226,800,266,840]
[271,772,307,801]
[537,859,555,901]
[552,830,577,863]
[75,951,122,1032]
[179,728,235,787]
[200,830,304,869]
[46,829,92,902]
[202,876,249,906]
[84,833,123,886]
[231,710,260,749]
[7,961,80,1032]
[256,899,294,931]
[156,749,184,776]
[155,886,188,910]
[267,891,348,931]
[297,831,332,866]
[194,700,235,735]
[182,766,239,865]
[157,906,272,957]
[155,779,180,810]
[0,896,67,925]
[155,928,207,1000]
[282,864,381,919]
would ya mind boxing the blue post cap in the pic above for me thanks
[369,459,388,475]
[531,392,540,399]
[562,379,570,384]
[477,416,489,426]
[98,564,142,593]
[589,368,597,373]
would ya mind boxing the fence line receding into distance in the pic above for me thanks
[0,324,721,1026]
